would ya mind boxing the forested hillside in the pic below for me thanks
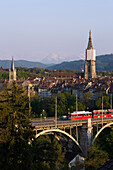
[0,54,113,71]
[0,60,48,69]
[47,54,113,71]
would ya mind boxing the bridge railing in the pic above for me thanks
[31,117,55,122]
[32,117,113,129]
[32,119,88,128]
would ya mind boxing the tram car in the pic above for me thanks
[70,109,113,120]
[70,111,92,120]
[92,109,113,118]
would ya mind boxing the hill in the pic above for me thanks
[47,54,113,71]
[47,60,84,71]
[96,54,113,71]
[0,54,113,71]
[0,60,48,69]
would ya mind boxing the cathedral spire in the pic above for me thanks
[11,56,14,71]
[9,56,16,82]
[87,30,93,49]
[85,31,96,79]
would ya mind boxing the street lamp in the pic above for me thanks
[40,113,42,122]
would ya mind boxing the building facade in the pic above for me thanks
[84,31,97,79]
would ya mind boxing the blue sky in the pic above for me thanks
[0,0,113,61]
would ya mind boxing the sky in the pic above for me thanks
[0,0,113,62]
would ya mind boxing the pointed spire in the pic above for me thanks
[11,56,14,71]
[87,30,93,49]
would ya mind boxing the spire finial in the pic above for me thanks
[87,30,93,49]
[11,56,14,71]
[89,30,91,38]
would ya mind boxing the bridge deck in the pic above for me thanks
[32,117,113,130]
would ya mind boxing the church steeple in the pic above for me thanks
[9,56,16,82]
[11,56,14,71]
[84,31,96,79]
[87,30,93,49]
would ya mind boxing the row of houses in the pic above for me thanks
[36,74,113,101]
[13,73,113,102]
[1,63,113,103]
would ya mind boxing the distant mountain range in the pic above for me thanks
[47,54,113,71]
[0,54,113,71]
[40,53,79,64]
[0,60,48,69]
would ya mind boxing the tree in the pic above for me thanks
[49,96,56,117]
[86,127,113,169]
[96,94,110,109]
[0,72,8,79]
[64,92,75,109]
[85,147,109,169]
[0,81,34,170]
[93,127,113,159]
[31,94,40,117]
[82,92,93,110]
[32,135,65,169]
[57,93,67,117]
[78,102,86,111]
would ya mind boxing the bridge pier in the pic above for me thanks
[80,119,93,155]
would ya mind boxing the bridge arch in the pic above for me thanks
[92,122,113,145]
[36,128,83,153]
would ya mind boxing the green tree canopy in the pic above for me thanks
[93,127,113,159]
[0,81,34,170]
[96,94,110,109]
[57,93,67,117]
[32,135,65,169]
[85,147,109,170]
[82,91,93,110]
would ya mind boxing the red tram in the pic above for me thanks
[70,109,113,120]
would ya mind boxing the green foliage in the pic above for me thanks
[57,93,67,117]
[96,94,110,109]
[93,128,113,159]
[32,135,65,169]
[31,92,86,118]
[0,82,67,169]
[16,67,48,79]
[86,127,113,169]
[0,81,34,170]
[85,147,109,169]
[0,72,8,79]
[78,102,86,111]
[82,92,93,110]
[17,69,29,79]
[31,94,40,117]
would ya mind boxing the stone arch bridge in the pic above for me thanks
[32,117,113,155]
